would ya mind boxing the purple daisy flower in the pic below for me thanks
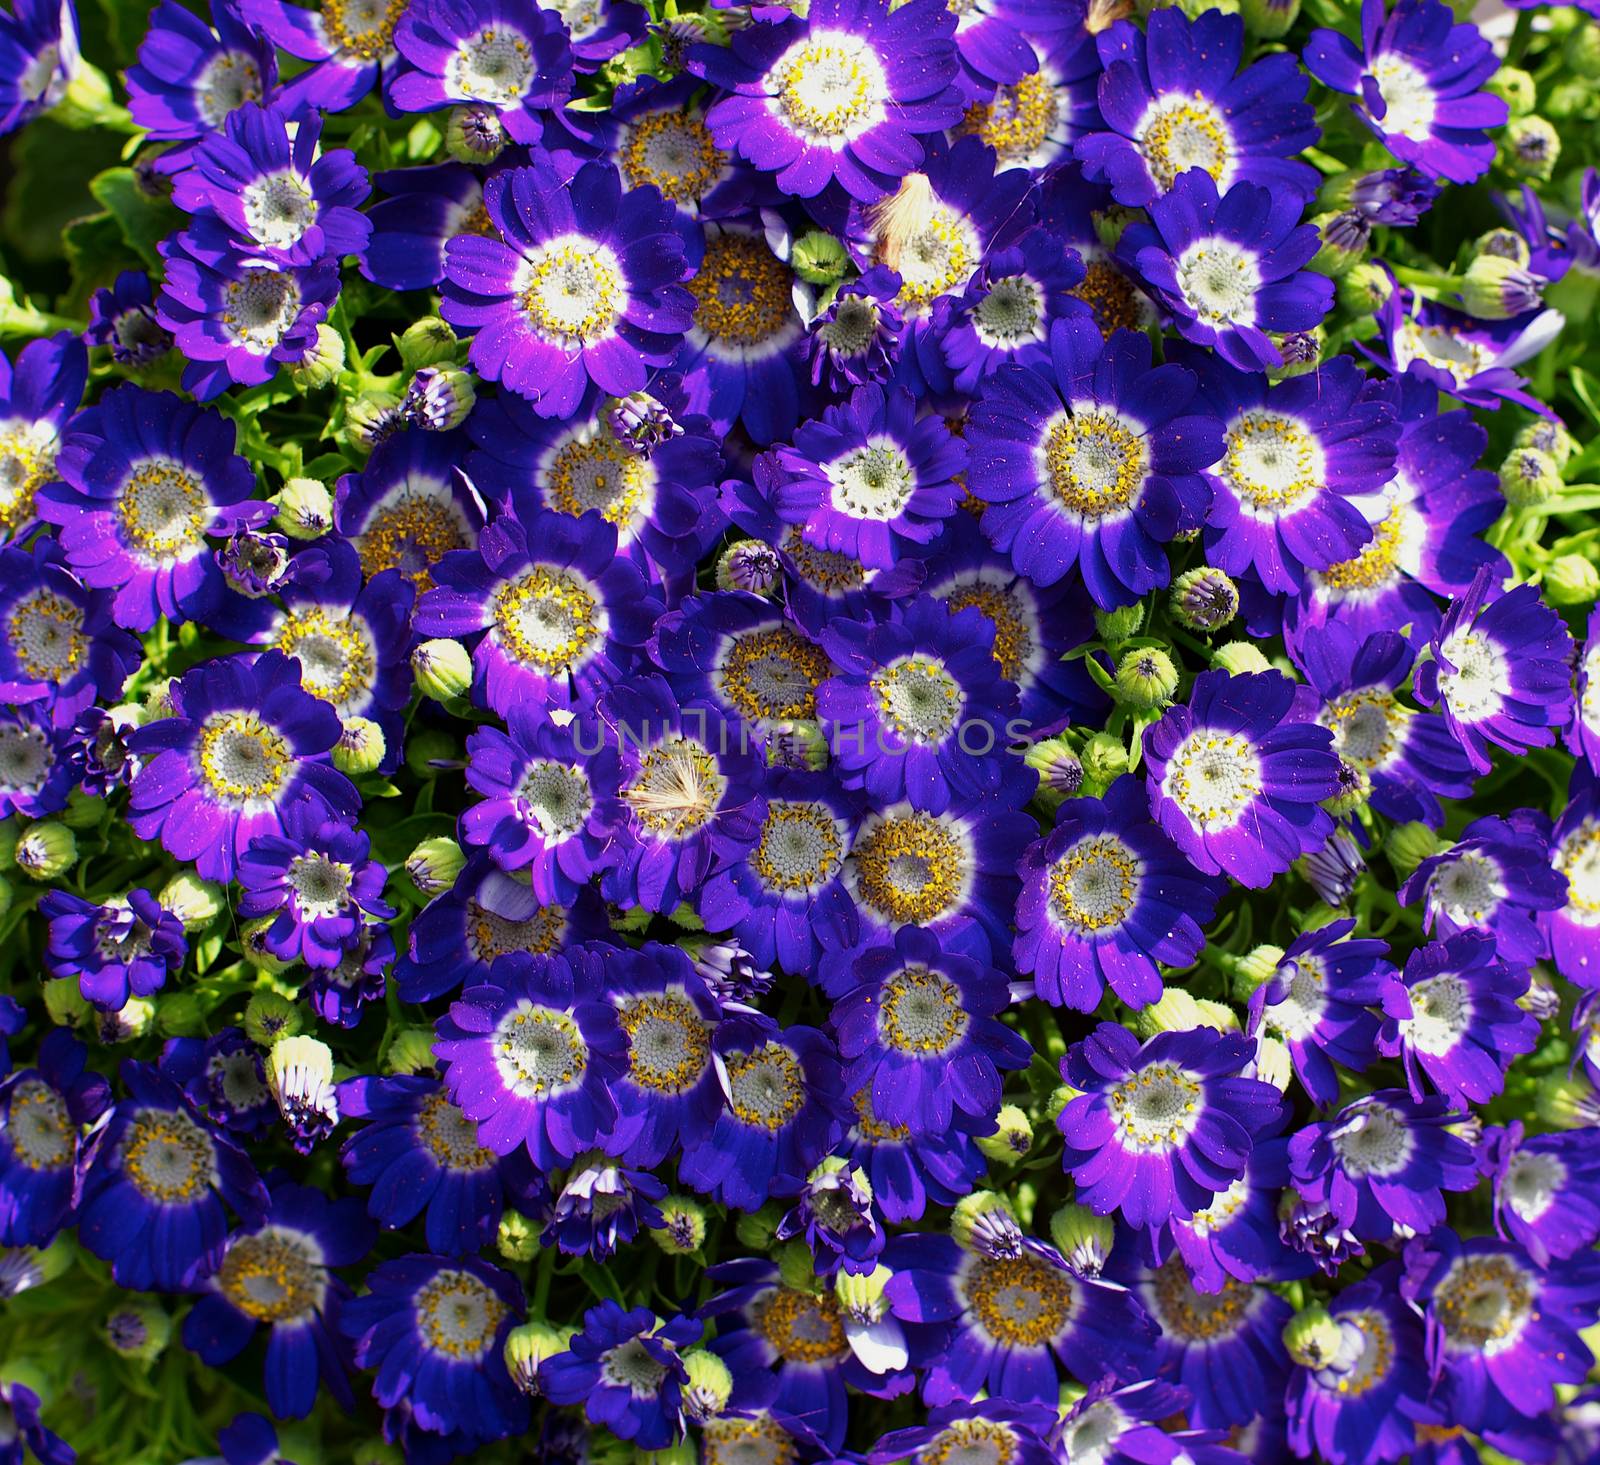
[1403,1230,1600,1439]
[39,384,268,632]
[1131,1254,1292,1430]
[832,924,1030,1137]
[441,157,692,416]
[1304,0,1507,186]
[1399,813,1567,966]
[775,1158,885,1276]
[1057,1023,1286,1230]
[884,1230,1157,1406]
[1571,606,1600,776]
[1055,1379,1240,1465]
[340,1254,528,1444]
[1076,8,1318,208]
[1415,567,1575,775]
[156,234,340,400]
[85,269,173,366]
[1180,353,1398,595]
[239,0,410,115]
[843,784,1036,963]
[840,1088,986,1224]
[467,384,723,579]
[391,0,572,143]
[760,384,966,572]
[602,675,767,916]
[1377,932,1538,1108]
[0,701,75,819]
[433,946,628,1169]
[125,0,275,157]
[172,103,371,267]
[462,703,622,903]
[678,1017,847,1211]
[1287,1088,1478,1241]
[966,318,1222,607]
[1488,1123,1600,1269]
[817,596,1019,813]
[1144,669,1341,889]
[414,510,659,719]
[39,888,188,1011]
[1118,169,1332,373]
[806,266,904,396]
[1014,774,1227,1013]
[1246,920,1389,1109]
[236,804,395,970]
[0,331,87,545]
[0,1381,71,1465]
[1165,1130,1303,1293]
[182,1178,374,1420]
[697,768,861,975]
[940,227,1089,396]
[1545,770,1600,991]
[164,1028,276,1138]
[1284,1264,1431,1465]
[603,941,725,1168]
[688,0,961,202]
[954,16,1102,173]
[541,1303,696,1448]
[333,427,481,596]
[1297,625,1476,829]
[0,0,73,135]
[339,1074,544,1256]
[305,924,391,1029]
[77,1062,269,1292]
[0,537,138,718]
[870,1401,1056,1465]
[126,650,358,883]
[544,1152,665,1259]
[1294,377,1505,648]
[0,1029,107,1247]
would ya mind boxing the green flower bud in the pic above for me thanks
[652,1194,709,1255]
[346,392,403,451]
[290,323,346,392]
[446,103,509,164]
[104,1300,172,1363]
[405,365,476,432]
[791,231,851,286]
[1131,989,1205,1037]
[1230,943,1286,997]
[1283,1306,1345,1368]
[776,1239,819,1291]
[1023,736,1084,806]
[503,1321,574,1396]
[396,317,460,370]
[1536,1073,1600,1129]
[1253,1035,1293,1091]
[156,991,206,1039]
[1544,554,1600,608]
[1337,261,1390,315]
[267,1035,335,1122]
[1476,227,1531,268]
[273,477,334,540]
[949,1191,1015,1251]
[974,1104,1033,1163]
[240,917,296,975]
[1311,211,1365,277]
[1499,446,1562,506]
[412,638,474,701]
[384,1027,439,1076]
[1078,731,1128,797]
[332,716,387,775]
[1387,821,1447,880]
[14,822,75,881]
[103,995,157,1042]
[1169,566,1239,633]
[834,1264,893,1320]
[1046,1083,1077,1121]
[142,678,178,720]
[1321,758,1371,817]
[243,990,303,1047]
[683,1349,734,1421]
[61,789,104,831]
[1094,602,1145,647]
[1486,66,1536,117]
[1267,327,1326,382]
[406,728,460,779]
[1566,22,1600,79]
[734,1204,783,1251]
[1048,1203,1114,1276]
[1239,0,1296,35]
[43,976,87,1027]
[1513,417,1576,470]
[407,836,465,897]
[715,539,782,596]
[1211,641,1272,676]
[1114,645,1179,710]
[51,59,128,131]
[767,720,829,771]
[497,1210,540,1263]
[1498,117,1559,182]
[1460,255,1545,321]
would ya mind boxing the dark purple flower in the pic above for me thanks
[541,1303,696,1448]
[40,887,188,1010]
[0,1029,108,1247]
[0,331,88,545]
[85,269,173,365]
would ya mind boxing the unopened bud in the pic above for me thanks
[383,1027,438,1076]
[273,477,334,539]
[1078,732,1128,797]
[683,1349,734,1421]
[445,104,508,164]
[158,871,225,929]
[333,717,387,775]
[504,1321,573,1395]
[14,822,74,880]
[791,231,851,287]
[1544,554,1600,608]
[716,539,783,595]
[407,836,464,897]
[1211,641,1272,676]
[651,1195,709,1255]
[243,990,302,1047]
[1094,602,1145,647]
[290,323,345,391]
[1169,567,1239,632]
[975,1104,1033,1163]
[1048,1203,1114,1276]
[1284,1306,1344,1368]
[949,1191,1016,1251]
[497,1210,540,1263]
[1499,117,1559,182]
[1114,646,1179,710]
[1386,822,1447,880]
[396,317,459,370]
[104,1301,172,1362]
[412,638,474,701]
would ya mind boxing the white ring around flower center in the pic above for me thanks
[1331,1101,1414,1178]
[1437,629,1506,725]
[826,436,917,522]
[1371,53,1437,143]
[242,171,319,251]
[1162,728,1262,834]
[1175,237,1261,328]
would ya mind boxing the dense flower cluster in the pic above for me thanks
[0,0,1599,1461]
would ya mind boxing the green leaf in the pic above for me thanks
[3,119,125,268]
[88,168,185,270]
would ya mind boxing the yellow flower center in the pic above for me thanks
[121,1108,215,1203]
[415,1090,496,1171]
[321,0,406,62]
[1220,411,1323,515]
[274,606,376,712]
[617,991,712,1094]
[415,1270,507,1359]
[690,233,794,348]
[961,72,1060,163]
[879,964,967,1053]
[963,1253,1076,1347]
[726,1043,805,1131]
[6,590,85,685]
[218,1227,323,1324]
[1109,1063,1201,1151]
[0,422,58,539]
[769,34,886,142]
[753,800,846,894]
[620,112,727,204]
[1049,835,1138,934]
[623,736,725,837]
[494,1002,588,1097]
[1138,94,1233,192]
[1043,407,1149,519]
[116,458,208,560]
[356,483,471,594]
[756,1286,849,1362]
[197,712,292,805]
[717,624,831,723]
[1163,730,1261,833]
[850,809,966,925]
[519,239,626,348]
[491,565,603,677]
